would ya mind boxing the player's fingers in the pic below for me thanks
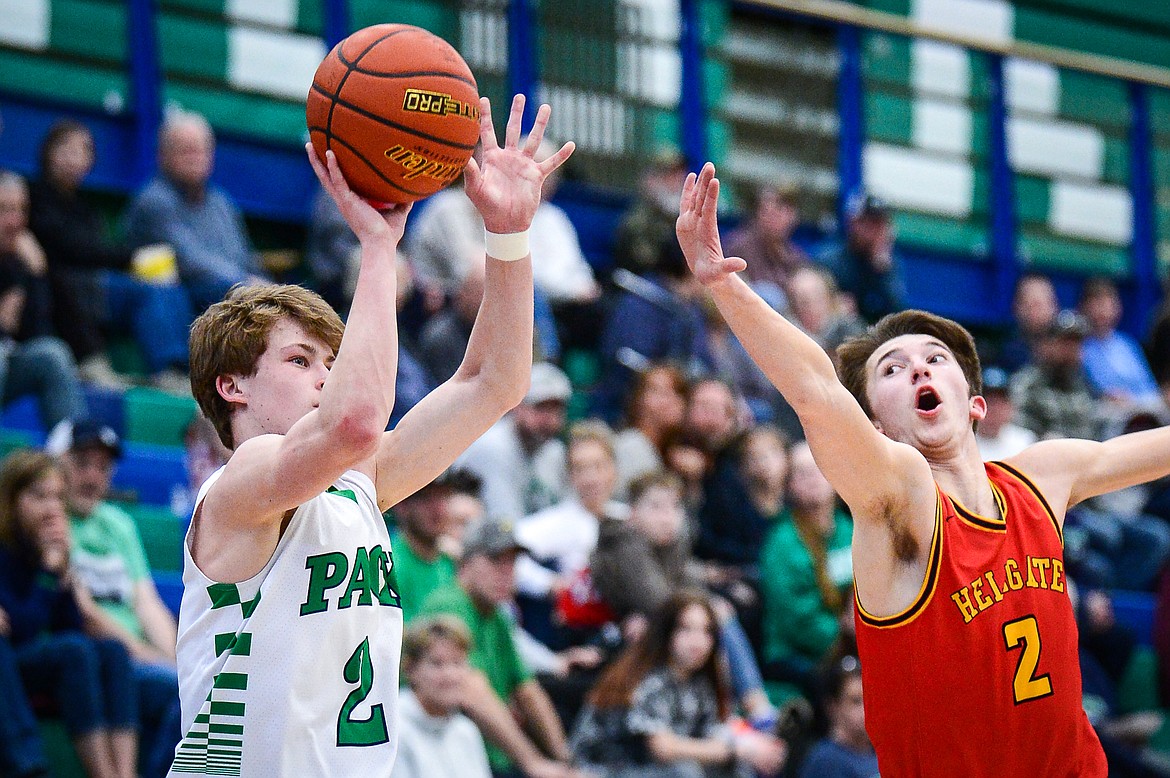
[306,143,332,189]
[701,176,721,220]
[695,166,713,215]
[680,172,698,213]
[524,104,552,156]
[538,141,575,175]
[324,150,352,195]
[477,97,499,150]
[505,93,525,149]
[464,156,482,191]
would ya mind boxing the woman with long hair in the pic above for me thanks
[614,363,690,498]
[572,589,786,777]
[29,119,191,391]
[759,441,854,699]
[0,450,138,778]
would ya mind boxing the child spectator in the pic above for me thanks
[391,615,492,778]
[798,656,877,778]
[0,450,138,778]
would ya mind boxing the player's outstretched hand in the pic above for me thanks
[464,94,575,235]
[306,144,411,247]
[675,162,746,286]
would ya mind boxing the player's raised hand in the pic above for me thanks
[464,94,575,235]
[306,144,412,247]
[675,162,746,286]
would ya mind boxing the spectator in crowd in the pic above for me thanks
[420,252,484,384]
[571,589,787,778]
[705,309,783,425]
[406,180,561,364]
[122,112,266,311]
[1011,309,1104,441]
[785,266,866,360]
[613,147,690,277]
[974,366,1037,461]
[816,193,905,323]
[759,441,853,698]
[28,120,192,392]
[391,616,492,778]
[517,421,625,611]
[303,186,360,315]
[739,425,789,528]
[996,272,1059,373]
[613,363,689,498]
[0,172,86,430]
[591,471,776,728]
[388,255,436,427]
[691,379,771,594]
[457,362,570,521]
[1079,277,1162,407]
[660,426,712,520]
[596,239,713,421]
[0,450,138,778]
[390,469,478,624]
[47,420,180,777]
[724,182,810,310]
[526,139,602,351]
[418,519,582,778]
[0,625,51,777]
[798,656,877,778]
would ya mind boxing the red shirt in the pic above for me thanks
[855,461,1106,777]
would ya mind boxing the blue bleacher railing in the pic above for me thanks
[679,0,708,168]
[1128,82,1159,334]
[127,0,163,185]
[986,52,1020,324]
[835,23,863,227]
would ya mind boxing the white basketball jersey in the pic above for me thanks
[169,468,402,777]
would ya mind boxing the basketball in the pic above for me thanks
[306,24,481,206]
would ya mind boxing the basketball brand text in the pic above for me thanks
[383,145,464,183]
[401,88,479,121]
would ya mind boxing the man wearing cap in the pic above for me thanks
[389,468,481,624]
[456,362,571,521]
[418,519,580,778]
[817,192,906,323]
[1011,309,1105,441]
[975,366,1038,461]
[48,418,181,776]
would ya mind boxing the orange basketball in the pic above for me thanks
[306,24,480,206]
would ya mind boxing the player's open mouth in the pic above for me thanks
[916,387,941,413]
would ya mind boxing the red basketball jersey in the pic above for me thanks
[854,461,1106,778]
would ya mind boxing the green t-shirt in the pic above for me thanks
[389,530,456,624]
[760,509,854,669]
[69,502,151,639]
[418,582,533,771]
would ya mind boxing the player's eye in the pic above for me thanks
[291,356,308,367]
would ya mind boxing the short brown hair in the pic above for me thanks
[627,469,683,505]
[189,284,344,448]
[836,309,982,420]
[568,419,616,462]
[0,449,61,555]
[401,615,472,667]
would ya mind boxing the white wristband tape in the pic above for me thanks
[484,229,530,262]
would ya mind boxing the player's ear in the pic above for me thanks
[970,394,988,423]
[216,374,247,407]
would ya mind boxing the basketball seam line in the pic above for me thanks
[309,82,478,151]
[341,66,477,90]
[324,29,409,153]
[307,127,429,198]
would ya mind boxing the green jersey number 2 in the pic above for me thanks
[336,637,389,747]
